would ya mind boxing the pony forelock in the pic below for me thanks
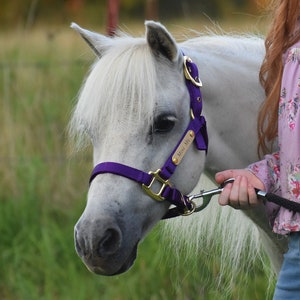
[69,36,157,149]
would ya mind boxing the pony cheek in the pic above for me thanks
[171,149,206,194]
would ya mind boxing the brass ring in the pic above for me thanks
[181,200,196,216]
[183,56,202,87]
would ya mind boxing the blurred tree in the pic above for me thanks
[145,0,158,20]
[106,0,119,35]
[0,0,265,29]
[65,0,85,13]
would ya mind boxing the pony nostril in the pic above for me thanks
[98,228,122,257]
[74,218,122,259]
[74,228,86,257]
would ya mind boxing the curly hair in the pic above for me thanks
[258,0,300,155]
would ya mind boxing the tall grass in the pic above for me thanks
[0,20,274,300]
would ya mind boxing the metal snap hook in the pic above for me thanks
[188,178,235,212]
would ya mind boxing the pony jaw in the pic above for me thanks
[80,240,139,276]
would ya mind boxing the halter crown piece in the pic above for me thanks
[89,53,208,219]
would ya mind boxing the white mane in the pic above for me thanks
[182,33,264,54]
[70,36,157,149]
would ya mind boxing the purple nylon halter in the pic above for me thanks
[89,54,208,219]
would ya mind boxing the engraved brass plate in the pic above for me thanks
[172,130,195,165]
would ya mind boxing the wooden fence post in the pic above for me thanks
[106,0,120,36]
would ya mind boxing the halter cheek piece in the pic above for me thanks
[89,53,208,219]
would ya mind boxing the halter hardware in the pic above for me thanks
[89,53,208,219]
[183,55,202,87]
[172,129,195,165]
[181,199,196,216]
[142,169,171,201]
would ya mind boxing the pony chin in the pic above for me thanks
[78,239,139,276]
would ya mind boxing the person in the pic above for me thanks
[215,1,300,299]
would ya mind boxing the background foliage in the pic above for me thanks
[0,1,275,299]
[1,0,268,29]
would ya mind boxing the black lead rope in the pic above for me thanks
[162,182,300,219]
[256,189,300,213]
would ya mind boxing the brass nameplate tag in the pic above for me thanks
[172,130,195,165]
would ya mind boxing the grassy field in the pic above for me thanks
[0,18,274,300]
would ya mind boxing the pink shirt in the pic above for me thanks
[248,41,300,235]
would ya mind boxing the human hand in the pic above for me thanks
[215,169,265,209]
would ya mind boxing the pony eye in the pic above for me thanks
[153,115,176,134]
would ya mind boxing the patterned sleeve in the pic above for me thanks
[247,152,281,194]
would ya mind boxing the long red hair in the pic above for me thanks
[258,0,300,155]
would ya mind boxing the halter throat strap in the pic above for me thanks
[89,54,208,218]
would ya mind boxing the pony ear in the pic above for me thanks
[71,23,111,58]
[145,21,179,62]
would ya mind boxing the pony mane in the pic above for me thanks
[181,33,264,59]
[69,35,157,150]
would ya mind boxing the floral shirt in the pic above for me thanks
[248,41,300,235]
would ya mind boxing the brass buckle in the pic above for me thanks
[181,200,196,216]
[183,56,202,87]
[142,169,171,201]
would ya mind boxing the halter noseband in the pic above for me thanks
[89,54,208,219]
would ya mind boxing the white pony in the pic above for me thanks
[70,21,287,283]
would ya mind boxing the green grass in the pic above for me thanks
[0,20,275,299]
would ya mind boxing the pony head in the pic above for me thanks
[70,21,206,275]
